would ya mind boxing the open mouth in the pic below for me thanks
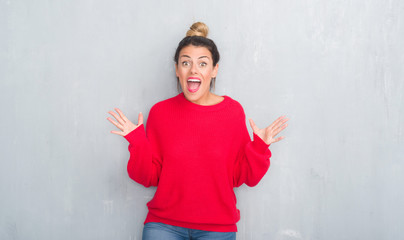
[187,78,201,93]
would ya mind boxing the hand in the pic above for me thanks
[249,116,289,145]
[107,108,143,136]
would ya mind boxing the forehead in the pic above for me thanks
[179,45,212,59]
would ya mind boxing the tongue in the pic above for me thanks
[188,82,201,91]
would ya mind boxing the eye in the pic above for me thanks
[199,62,207,67]
[181,61,191,67]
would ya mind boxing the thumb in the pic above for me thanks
[138,112,144,125]
[249,118,259,133]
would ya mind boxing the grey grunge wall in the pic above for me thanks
[1,0,403,239]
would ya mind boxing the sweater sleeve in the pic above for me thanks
[233,117,272,188]
[124,108,162,188]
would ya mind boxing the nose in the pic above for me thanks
[190,62,198,74]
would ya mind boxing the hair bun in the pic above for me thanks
[186,22,209,37]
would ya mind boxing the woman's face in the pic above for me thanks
[175,45,218,105]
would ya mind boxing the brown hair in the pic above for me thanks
[186,22,209,37]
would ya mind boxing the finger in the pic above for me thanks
[265,116,285,134]
[108,111,125,126]
[272,123,288,137]
[249,118,259,133]
[275,117,289,129]
[270,117,288,132]
[271,136,285,144]
[272,118,289,134]
[268,115,285,129]
[115,108,129,123]
[138,112,144,125]
[110,130,125,136]
[107,117,124,131]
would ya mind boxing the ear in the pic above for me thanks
[175,63,179,77]
[212,64,219,78]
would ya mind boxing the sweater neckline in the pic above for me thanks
[177,92,231,111]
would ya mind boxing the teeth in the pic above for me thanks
[188,79,201,82]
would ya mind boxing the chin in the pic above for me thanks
[184,92,198,100]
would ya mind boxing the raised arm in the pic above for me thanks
[233,115,288,187]
[107,108,162,187]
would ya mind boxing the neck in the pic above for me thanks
[184,92,223,106]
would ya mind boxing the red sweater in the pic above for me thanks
[124,93,271,232]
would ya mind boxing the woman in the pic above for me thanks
[107,22,288,240]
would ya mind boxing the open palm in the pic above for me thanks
[107,108,143,137]
[249,116,289,145]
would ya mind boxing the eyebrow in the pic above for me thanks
[180,55,210,60]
